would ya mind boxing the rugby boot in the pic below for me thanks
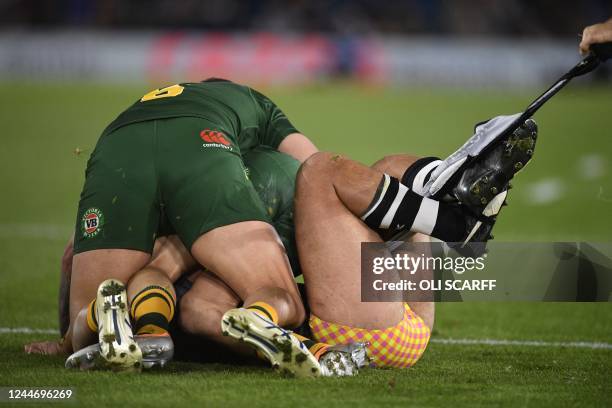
[65,333,173,370]
[221,308,323,377]
[449,119,538,255]
[319,342,369,376]
[423,115,537,201]
[95,279,142,371]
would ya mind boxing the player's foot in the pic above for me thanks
[450,190,507,256]
[65,343,100,370]
[318,343,369,376]
[221,308,322,378]
[450,119,538,255]
[138,333,174,369]
[95,279,142,371]
[452,119,537,212]
[65,334,173,370]
[423,115,537,201]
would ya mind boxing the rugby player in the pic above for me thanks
[33,116,537,372]
[131,115,539,370]
[165,114,538,369]
[26,78,538,372]
[43,78,364,377]
[27,146,367,375]
[293,116,537,366]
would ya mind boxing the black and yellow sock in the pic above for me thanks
[293,333,330,360]
[86,299,98,333]
[130,285,175,335]
[246,301,279,324]
[246,302,280,361]
[244,302,329,361]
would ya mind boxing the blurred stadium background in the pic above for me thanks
[1,0,611,87]
[0,1,610,406]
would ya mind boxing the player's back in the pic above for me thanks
[101,78,298,154]
[102,79,262,150]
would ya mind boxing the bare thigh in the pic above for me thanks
[69,249,151,324]
[295,161,403,329]
[371,154,420,179]
[296,153,435,330]
[402,233,435,330]
[148,235,198,283]
[372,156,435,329]
[179,272,238,339]
[190,221,304,326]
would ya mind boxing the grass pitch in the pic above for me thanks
[0,82,611,407]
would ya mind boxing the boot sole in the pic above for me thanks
[453,119,538,214]
[221,309,321,378]
[65,334,173,371]
[96,279,142,372]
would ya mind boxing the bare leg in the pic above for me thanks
[125,237,191,308]
[297,152,464,246]
[295,154,402,329]
[371,154,420,179]
[119,236,197,339]
[70,309,96,351]
[296,152,434,330]
[31,235,193,356]
[68,249,150,351]
[189,221,333,377]
[401,233,435,330]
[147,235,198,283]
[126,266,177,332]
[372,155,435,330]
[190,221,305,327]
[178,271,253,355]
[127,267,175,300]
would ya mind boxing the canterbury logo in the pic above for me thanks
[200,129,231,146]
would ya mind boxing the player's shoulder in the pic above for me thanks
[182,78,271,105]
[183,79,260,104]
[183,78,251,93]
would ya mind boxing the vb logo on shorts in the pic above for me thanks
[200,129,233,151]
[81,208,104,238]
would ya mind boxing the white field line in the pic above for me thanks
[0,327,58,334]
[430,337,612,350]
[2,326,611,350]
[0,223,72,240]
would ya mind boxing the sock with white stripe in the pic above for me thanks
[361,174,465,241]
[401,157,442,196]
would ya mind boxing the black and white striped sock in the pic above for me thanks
[361,174,464,241]
[401,157,442,196]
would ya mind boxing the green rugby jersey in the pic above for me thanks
[101,79,298,153]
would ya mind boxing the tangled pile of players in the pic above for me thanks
[25,78,539,376]
[27,18,612,376]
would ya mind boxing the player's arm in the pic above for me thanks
[251,88,318,163]
[24,235,75,355]
[278,133,318,163]
[580,17,612,55]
